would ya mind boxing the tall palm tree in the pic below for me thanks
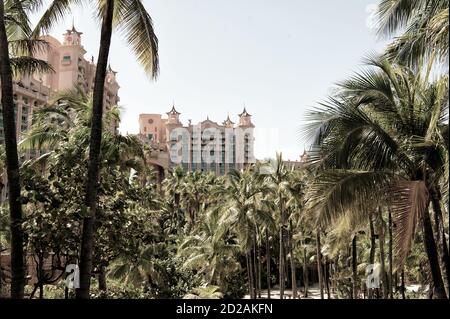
[0,1,23,298]
[266,153,291,299]
[0,0,53,298]
[222,169,270,299]
[33,0,159,298]
[303,56,448,298]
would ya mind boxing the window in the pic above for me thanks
[148,119,154,124]
[62,55,71,65]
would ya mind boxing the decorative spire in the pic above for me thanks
[66,20,83,35]
[167,104,180,115]
[222,114,234,126]
[238,107,251,117]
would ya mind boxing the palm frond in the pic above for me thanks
[31,0,84,37]
[114,0,159,78]
[10,56,54,77]
[390,180,429,269]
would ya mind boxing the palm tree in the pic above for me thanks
[0,0,54,298]
[303,56,448,298]
[265,153,291,299]
[0,2,23,298]
[222,169,270,299]
[163,166,185,233]
[376,0,449,67]
[33,0,159,298]
[178,207,240,290]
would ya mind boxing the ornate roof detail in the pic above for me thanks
[167,105,181,115]
[66,22,83,35]
[222,114,235,126]
[238,107,251,117]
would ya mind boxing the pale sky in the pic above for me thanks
[32,0,386,160]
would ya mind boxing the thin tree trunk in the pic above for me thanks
[247,251,255,299]
[279,196,285,299]
[316,229,324,299]
[401,269,406,299]
[324,257,330,299]
[39,282,44,299]
[174,192,181,233]
[394,271,398,293]
[378,208,388,299]
[288,222,297,299]
[352,235,358,299]
[388,209,394,299]
[99,265,107,291]
[368,213,376,299]
[303,245,308,297]
[421,205,448,299]
[252,238,259,298]
[429,186,450,295]
[37,254,44,299]
[76,0,114,299]
[257,243,262,299]
[265,228,271,299]
[0,0,25,299]
[246,253,252,298]
[332,257,338,297]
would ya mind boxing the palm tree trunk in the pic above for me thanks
[303,245,308,297]
[288,223,297,299]
[429,186,450,295]
[246,253,251,298]
[324,257,330,299]
[316,229,324,299]
[247,251,255,299]
[265,228,271,299]
[378,208,388,299]
[257,242,262,298]
[279,197,285,299]
[99,265,107,291]
[388,209,394,299]
[401,269,406,299]
[368,213,376,299]
[76,0,114,299]
[0,0,25,299]
[252,239,259,298]
[352,235,358,299]
[421,205,447,299]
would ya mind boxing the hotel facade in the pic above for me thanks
[138,106,255,175]
[1,26,120,200]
